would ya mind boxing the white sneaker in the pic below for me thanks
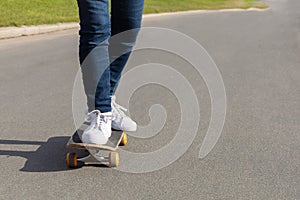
[82,110,112,145]
[111,95,137,131]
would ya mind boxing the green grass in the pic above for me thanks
[0,0,267,27]
[144,0,267,13]
[0,0,79,27]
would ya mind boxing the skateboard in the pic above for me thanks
[66,121,127,168]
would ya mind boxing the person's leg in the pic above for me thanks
[77,0,113,144]
[108,0,144,132]
[109,0,144,95]
[77,0,111,113]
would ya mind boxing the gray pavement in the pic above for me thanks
[0,0,299,199]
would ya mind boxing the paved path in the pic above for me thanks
[0,0,299,199]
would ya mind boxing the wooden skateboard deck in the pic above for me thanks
[66,121,127,168]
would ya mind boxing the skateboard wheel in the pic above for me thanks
[66,153,78,168]
[120,133,127,146]
[109,152,119,167]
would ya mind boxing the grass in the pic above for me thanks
[144,0,267,13]
[0,0,267,27]
[0,0,78,27]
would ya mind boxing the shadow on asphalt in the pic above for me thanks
[0,136,84,172]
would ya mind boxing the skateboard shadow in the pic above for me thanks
[0,136,79,172]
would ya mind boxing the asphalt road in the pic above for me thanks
[0,0,299,199]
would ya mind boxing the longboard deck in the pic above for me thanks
[66,121,127,168]
[66,121,124,151]
[67,131,124,151]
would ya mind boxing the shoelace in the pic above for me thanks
[112,96,127,118]
[86,110,113,130]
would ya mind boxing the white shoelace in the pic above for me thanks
[86,110,113,130]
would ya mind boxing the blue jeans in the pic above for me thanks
[77,0,144,112]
